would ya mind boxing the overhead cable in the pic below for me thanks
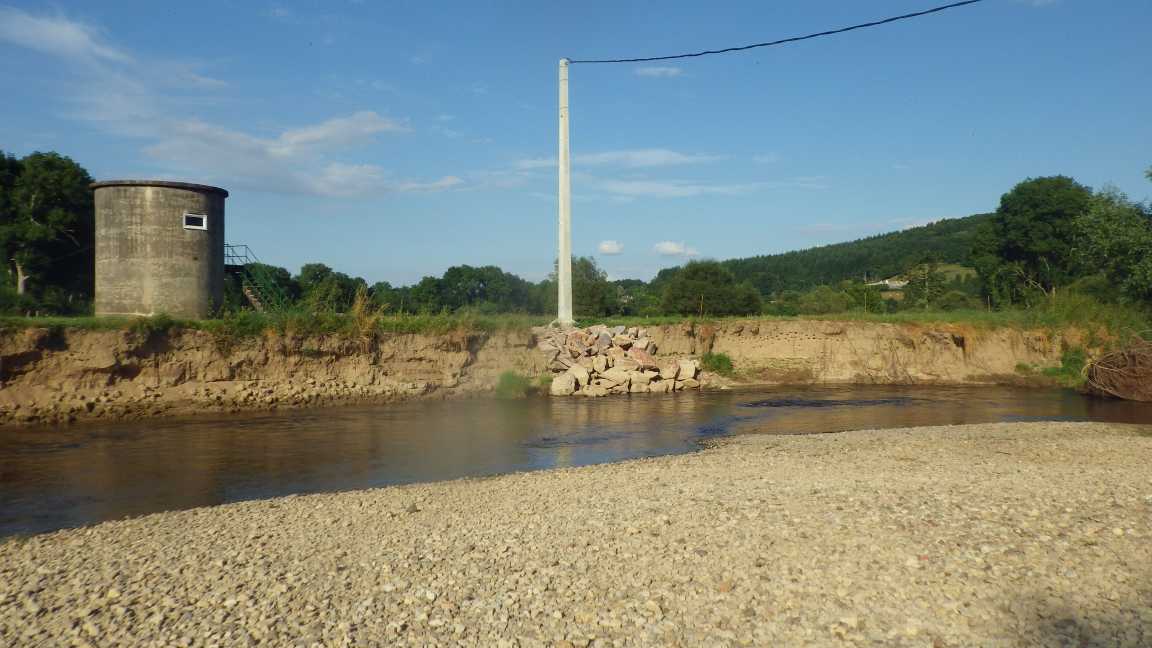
[568,0,986,64]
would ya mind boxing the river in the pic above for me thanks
[2,385,1150,537]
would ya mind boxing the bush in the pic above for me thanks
[797,285,853,315]
[495,371,533,399]
[934,290,981,311]
[661,261,762,316]
[1042,347,1087,387]
[700,352,734,376]
[127,313,181,338]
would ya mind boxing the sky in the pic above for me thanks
[1,0,1150,286]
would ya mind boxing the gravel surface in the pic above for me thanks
[2,421,1150,647]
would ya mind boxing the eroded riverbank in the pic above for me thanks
[2,421,1150,647]
[1,319,1083,427]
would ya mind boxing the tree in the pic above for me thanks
[1074,188,1152,305]
[571,256,616,317]
[295,263,365,312]
[437,264,532,312]
[974,176,1092,305]
[661,261,761,316]
[0,151,94,300]
[902,261,947,309]
[796,285,852,315]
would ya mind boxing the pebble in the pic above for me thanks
[0,421,1149,647]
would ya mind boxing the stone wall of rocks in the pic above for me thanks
[536,325,700,397]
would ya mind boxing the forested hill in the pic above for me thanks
[715,212,993,295]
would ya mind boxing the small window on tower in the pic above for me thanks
[183,213,208,231]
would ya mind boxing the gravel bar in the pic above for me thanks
[2,422,1151,647]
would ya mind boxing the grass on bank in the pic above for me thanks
[700,352,735,377]
[3,293,1147,345]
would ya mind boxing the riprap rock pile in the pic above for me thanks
[536,325,700,397]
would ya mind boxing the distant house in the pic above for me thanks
[866,277,909,290]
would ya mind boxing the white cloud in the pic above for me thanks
[653,241,699,257]
[753,152,782,164]
[271,111,408,155]
[0,6,130,63]
[515,148,720,170]
[142,116,448,196]
[302,165,461,197]
[2,8,449,198]
[635,66,682,78]
[597,178,756,199]
[578,149,721,167]
[598,240,624,255]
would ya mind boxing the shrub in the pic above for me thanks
[1042,347,1087,387]
[701,352,734,376]
[495,371,533,399]
[127,313,180,339]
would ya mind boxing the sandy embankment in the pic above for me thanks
[2,422,1150,647]
[1,320,1074,427]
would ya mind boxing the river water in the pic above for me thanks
[2,385,1150,537]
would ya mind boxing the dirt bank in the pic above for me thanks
[1,422,1149,647]
[0,320,1079,427]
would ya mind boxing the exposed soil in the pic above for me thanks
[0,320,1080,427]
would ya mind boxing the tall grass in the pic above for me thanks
[2,293,1145,343]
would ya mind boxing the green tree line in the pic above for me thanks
[3,148,1149,321]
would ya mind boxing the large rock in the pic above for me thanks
[600,367,631,386]
[592,355,608,374]
[567,364,591,387]
[607,347,629,365]
[632,338,651,352]
[582,385,610,397]
[611,335,634,349]
[650,379,674,394]
[626,371,652,386]
[658,362,680,381]
[628,348,658,370]
[628,381,649,394]
[678,359,700,379]
[677,377,700,390]
[550,372,577,396]
[594,331,613,353]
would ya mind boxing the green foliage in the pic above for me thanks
[718,213,993,295]
[797,285,853,315]
[661,261,761,316]
[494,371,533,399]
[700,352,734,376]
[1042,347,1087,387]
[0,150,94,313]
[974,176,1093,305]
[1074,188,1152,305]
[297,263,367,313]
[127,313,182,340]
[902,261,948,309]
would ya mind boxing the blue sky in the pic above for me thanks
[2,1,1149,285]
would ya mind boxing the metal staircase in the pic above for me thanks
[224,244,289,312]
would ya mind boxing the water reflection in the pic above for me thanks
[1,385,1149,536]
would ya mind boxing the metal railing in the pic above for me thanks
[224,243,289,312]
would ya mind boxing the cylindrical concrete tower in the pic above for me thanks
[91,180,228,319]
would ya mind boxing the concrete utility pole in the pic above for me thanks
[556,58,574,326]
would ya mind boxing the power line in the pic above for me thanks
[568,0,986,64]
